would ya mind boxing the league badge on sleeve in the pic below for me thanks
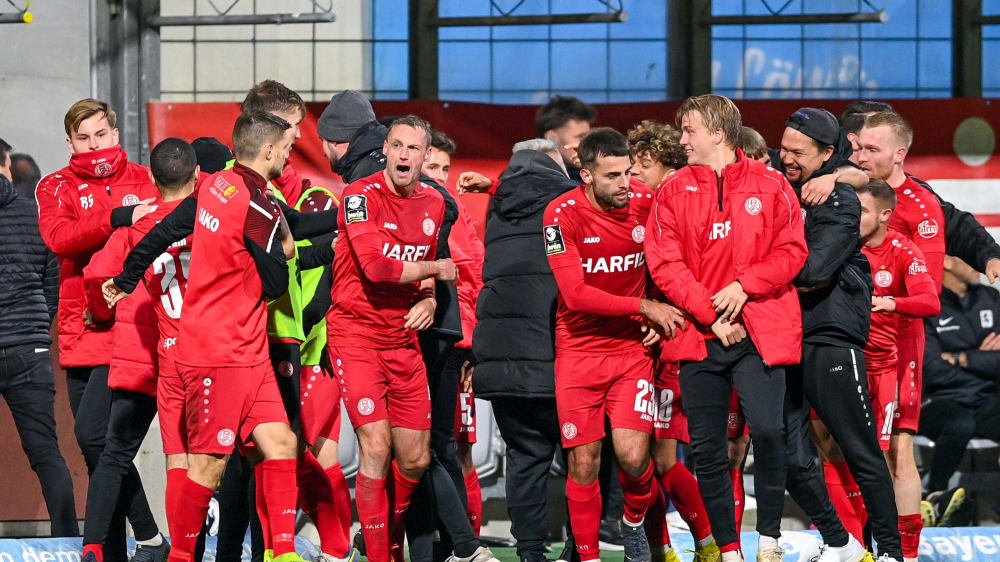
[544,224,566,255]
[345,194,368,224]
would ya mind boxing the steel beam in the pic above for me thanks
[701,11,887,26]
[429,12,626,27]
[953,0,983,97]
[146,12,335,27]
[409,0,438,99]
[0,11,31,23]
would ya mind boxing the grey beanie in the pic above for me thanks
[317,90,376,142]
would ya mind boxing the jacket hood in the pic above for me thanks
[772,130,855,189]
[0,175,17,207]
[492,150,578,220]
[333,120,387,180]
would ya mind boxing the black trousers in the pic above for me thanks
[407,337,479,562]
[0,344,78,536]
[919,396,1000,493]
[83,389,159,546]
[784,343,901,559]
[65,365,157,562]
[491,396,563,557]
[679,338,786,547]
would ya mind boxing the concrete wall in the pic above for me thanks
[0,1,92,178]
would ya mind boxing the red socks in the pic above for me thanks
[464,469,483,537]
[644,482,671,550]
[164,468,187,550]
[730,468,745,533]
[261,459,299,557]
[389,461,420,562]
[566,476,602,561]
[355,472,390,562]
[326,463,353,538]
[299,451,349,557]
[619,461,654,525]
[823,461,867,544]
[253,463,273,553]
[661,462,712,542]
[169,477,215,562]
[898,513,923,560]
[82,544,103,562]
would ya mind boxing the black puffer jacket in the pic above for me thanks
[0,175,59,348]
[334,120,463,340]
[473,151,578,398]
[770,136,872,348]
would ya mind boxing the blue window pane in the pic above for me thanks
[802,0,863,14]
[561,90,608,104]
[373,42,409,92]
[803,40,861,93]
[917,40,951,90]
[439,91,492,103]
[712,24,744,39]
[551,41,608,90]
[986,26,1000,39]
[609,1,666,39]
[801,23,859,39]
[985,0,1000,15]
[711,1,744,15]
[493,41,549,90]
[608,90,667,102]
[373,0,408,40]
[712,39,746,90]
[609,40,666,91]
[860,40,917,89]
[492,0,549,40]
[491,91,550,104]
[862,88,916,97]
[437,0,490,40]
[439,41,491,91]
[917,0,951,38]
[373,91,409,100]
[745,23,802,39]
[439,28,491,40]
[861,0,915,38]
[740,41,803,93]
[985,40,1000,92]
[916,89,950,99]
[803,89,852,99]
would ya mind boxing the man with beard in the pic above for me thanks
[536,96,596,183]
[772,108,900,562]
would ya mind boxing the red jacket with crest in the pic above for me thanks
[645,150,808,366]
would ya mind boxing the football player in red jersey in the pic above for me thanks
[326,115,464,562]
[856,113,946,561]
[544,127,686,562]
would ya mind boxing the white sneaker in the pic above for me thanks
[445,546,500,562]
[814,536,866,562]
[875,556,901,562]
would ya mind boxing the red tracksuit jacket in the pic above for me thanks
[645,150,808,366]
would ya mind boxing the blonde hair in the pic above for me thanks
[675,94,742,148]
[64,98,117,137]
[627,120,686,170]
[864,111,913,150]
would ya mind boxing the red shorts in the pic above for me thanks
[727,388,748,439]
[894,318,924,431]
[456,391,477,444]
[867,365,897,451]
[178,361,288,455]
[331,345,431,431]
[300,364,342,445]
[554,350,654,448]
[652,362,689,442]
[157,354,187,455]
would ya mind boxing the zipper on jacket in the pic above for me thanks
[716,174,724,212]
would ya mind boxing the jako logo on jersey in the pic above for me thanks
[917,219,939,238]
[345,194,368,223]
[908,258,927,275]
[198,208,220,232]
[709,221,732,241]
[874,270,893,288]
[581,252,645,274]
[422,217,436,236]
[631,225,646,243]
[544,225,566,255]
[122,193,140,206]
[216,429,235,447]
[744,196,762,215]
[357,398,376,416]
[583,236,601,244]
[686,185,698,192]
[383,222,398,230]
[561,422,578,439]
[382,243,431,261]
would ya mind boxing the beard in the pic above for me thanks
[595,187,628,209]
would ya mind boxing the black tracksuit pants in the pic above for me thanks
[919,396,1000,493]
[83,389,159,547]
[65,365,158,562]
[784,343,901,560]
[0,344,78,536]
[491,396,563,557]
[679,338,786,548]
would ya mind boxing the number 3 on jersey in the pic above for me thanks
[152,251,191,319]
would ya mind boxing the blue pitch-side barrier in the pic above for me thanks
[3,529,1000,561]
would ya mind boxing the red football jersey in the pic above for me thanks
[543,184,654,353]
[176,168,283,367]
[889,176,945,292]
[129,199,191,358]
[328,172,445,348]
[862,230,938,371]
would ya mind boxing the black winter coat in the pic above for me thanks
[0,175,59,348]
[924,285,1000,409]
[472,151,578,399]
